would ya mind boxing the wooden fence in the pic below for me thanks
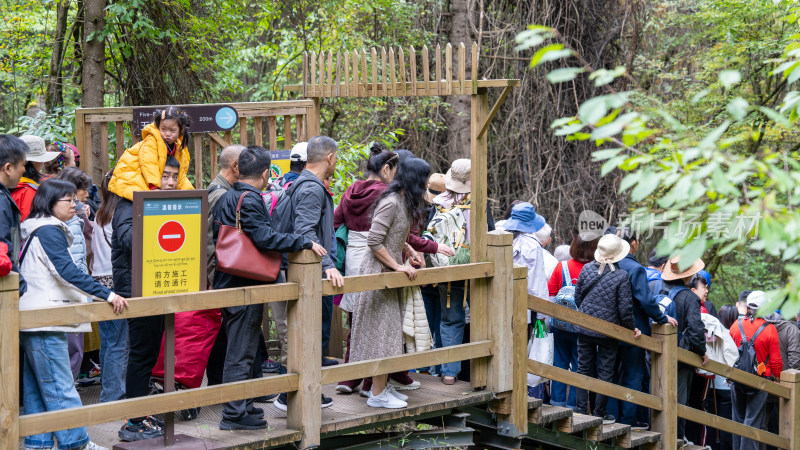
[0,231,527,449]
[527,294,800,449]
[75,100,319,186]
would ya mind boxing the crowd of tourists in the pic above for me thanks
[0,106,791,450]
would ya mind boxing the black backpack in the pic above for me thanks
[733,319,769,381]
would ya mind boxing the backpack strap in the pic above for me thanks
[19,226,62,264]
[561,260,572,287]
[268,192,278,216]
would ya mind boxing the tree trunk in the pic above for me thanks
[442,0,474,162]
[45,0,71,111]
[83,0,105,182]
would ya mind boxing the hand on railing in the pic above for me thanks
[110,294,129,314]
[633,328,642,339]
[702,353,710,366]
[397,265,418,280]
[325,268,344,287]
[665,315,678,327]
[310,241,327,256]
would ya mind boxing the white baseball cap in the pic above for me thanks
[747,290,767,310]
[290,142,308,162]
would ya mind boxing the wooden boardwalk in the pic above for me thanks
[40,373,491,449]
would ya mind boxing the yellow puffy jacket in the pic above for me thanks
[109,123,194,200]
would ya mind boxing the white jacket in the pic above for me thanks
[19,216,113,333]
[697,312,738,377]
[401,284,432,353]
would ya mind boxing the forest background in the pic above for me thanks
[1,0,796,307]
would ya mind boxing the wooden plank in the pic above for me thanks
[193,134,203,188]
[307,98,321,137]
[558,413,602,434]
[318,51,325,98]
[529,405,572,426]
[224,131,232,144]
[780,370,800,449]
[343,51,350,97]
[435,43,442,95]
[512,275,529,435]
[302,51,308,97]
[586,422,631,442]
[526,360,663,411]
[321,262,494,296]
[361,50,368,97]
[389,48,397,97]
[334,51,342,97]
[381,47,387,96]
[398,47,407,95]
[650,323,678,450]
[237,107,308,118]
[115,121,124,156]
[268,116,278,150]
[283,115,292,150]
[458,42,466,94]
[209,132,227,149]
[477,85,511,139]
[486,232,514,394]
[616,430,661,448]
[254,116,263,146]
[471,41,479,94]
[0,274,19,447]
[239,117,248,145]
[327,50,333,98]
[295,114,304,141]
[528,295,661,353]
[75,110,89,181]
[321,341,493,385]
[84,113,133,123]
[677,404,789,448]
[445,43,453,95]
[210,135,219,177]
[99,121,109,179]
[79,101,315,114]
[421,45,430,96]
[309,51,317,96]
[371,48,378,96]
[19,373,299,437]
[352,49,360,98]
[20,282,299,329]
[678,349,790,398]
[410,46,417,95]
[286,250,323,448]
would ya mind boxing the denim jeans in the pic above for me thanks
[321,295,333,355]
[21,331,90,449]
[439,281,468,377]
[98,319,129,403]
[550,329,578,408]
[421,284,442,374]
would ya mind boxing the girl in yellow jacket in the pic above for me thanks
[109,106,194,200]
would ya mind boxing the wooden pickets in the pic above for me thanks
[254,116,263,146]
[343,51,350,97]
[268,116,278,150]
[360,50,367,97]
[472,41,479,94]
[334,51,342,97]
[352,49,359,97]
[100,123,109,182]
[239,117,247,145]
[115,121,124,155]
[458,42,466,95]
[302,52,308,98]
[283,116,292,150]
[389,48,397,97]
[410,46,417,95]
[421,45,430,96]
[435,43,442,96]
[381,47,387,96]
[318,52,325,99]
[326,51,333,98]
[309,51,316,97]
[295,114,304,141]
[398,47,407,95]
[193,135,203,187]
[445,43,453,95]
[371,48,378,96]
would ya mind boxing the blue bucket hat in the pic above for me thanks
[503,202,545,234]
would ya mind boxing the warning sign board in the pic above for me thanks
[132,105,239,135]
[132,190,208,297]
[270,150,291,182]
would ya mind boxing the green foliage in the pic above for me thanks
[7,106,75,142]
[517,0,800,315]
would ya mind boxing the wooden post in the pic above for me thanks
[100,122,109,180]
[469,88,489,389]
[780,369,800,449]
[268,116,278,150]
[511,267,528,435]
[307,100,321,138]
[286,250,322,448]
[485,232,526,437]
[115,121,125,156]
[193,135,203,188]
[254,117,263,147]
[239,117,248,145]
[651,323,677,449]
[0,273,19,449]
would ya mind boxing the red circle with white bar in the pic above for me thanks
[157,220,185,253]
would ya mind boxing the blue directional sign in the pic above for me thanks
[133,105,240,134]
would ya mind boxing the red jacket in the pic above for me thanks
[11,178,38,222]
[547,259,588,297]
[730,317,783,379]
[0,242,11,277]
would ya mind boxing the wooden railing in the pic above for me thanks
[75,100,319,186]
[527,294,800,449]
[0,231,528,449]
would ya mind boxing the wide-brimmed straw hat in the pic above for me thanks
[425,173,446,203]
[661,255,705,281]
[445,159,471,193]
[503,202,546,234]
[20,135,60,163]
[594,234,630,273]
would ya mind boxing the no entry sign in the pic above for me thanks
[157,221,186,253]
[132,105,240,135]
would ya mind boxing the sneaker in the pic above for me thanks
[145,415,164,429]
[252,393,278,403]
[118,419,164,441]
[80,442,108,450]
[247,406,264,416]
[321,394,333,409]
[601,414,616,425]
[273,393,288,412]
[389,378,421,391]
[367,388,407,409]
[359,389,370,398]
[335,384,354,394]
[631,421,649,431]
[87,360,101,379]
[219,414,267,430]
[262,360,281,373]
[322,357,339,367]
[385,384,408,401]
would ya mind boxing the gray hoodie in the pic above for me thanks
[286,170,336,271]
[765,312,800,370]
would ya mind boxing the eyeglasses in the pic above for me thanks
[57,198,77,205]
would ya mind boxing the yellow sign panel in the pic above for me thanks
[140,197,204,297]
[269,150,291,182]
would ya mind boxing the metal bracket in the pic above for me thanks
[496,420,521,437]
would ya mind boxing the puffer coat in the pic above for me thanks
[108,123,193,200]
[574,260,635,338]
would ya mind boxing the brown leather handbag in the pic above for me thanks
[215,192,281,282]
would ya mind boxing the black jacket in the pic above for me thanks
[0,183,25,294]
[283,170,336,271]
[574,261,635,338]
[212,182,312,290]
[111,199,133,297]
[663,280,706,356]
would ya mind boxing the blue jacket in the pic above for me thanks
[0,183,25,294]
[617,253,667,335]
